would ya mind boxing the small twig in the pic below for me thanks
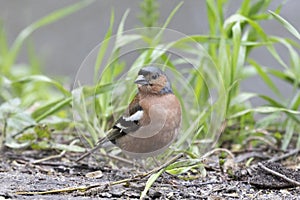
[31,150,67,164]
[184,181,222,187]
[202,148,235,160]
[97,151,134,165]
[250,128,271,136]
[243,136,278,150]
[268,149,300,162]
[211,120,227,149]
[234,152,270,163]
[75,149,134,165]
[16,153,184,195]
[15,184,104,195]
[12,124,35,137]
[0,118,7,151]
[232,147,268,154]
[139,153,184,177]
[226,125,285,135]
[258,162,300,187]
[251,190,262,200]
[31,140,80,164]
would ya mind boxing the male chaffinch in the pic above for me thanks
[76,66,181,161]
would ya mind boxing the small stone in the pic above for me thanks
[85,170,103,178]
[167,192,174,198]
[148,189,162,199]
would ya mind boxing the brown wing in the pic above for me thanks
[76,94,143,162]
[108,93,142,142]
[127,93,142,116]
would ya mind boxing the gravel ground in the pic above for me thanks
[1,149,299,199]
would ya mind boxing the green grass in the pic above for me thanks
[0,0,299,160]
[0,0,93,150]
[73,0,300,158]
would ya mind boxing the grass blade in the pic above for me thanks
[12,75,70,96]
[94,9,115,82]
[282,119,295,150]
[248,59,281,97]
[33,97,72,122]
[140,169,164,199]
[153,1,183,43]
[269,10,300,40]
[230,106,300,121]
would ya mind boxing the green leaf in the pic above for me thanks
[51,142,86,152]
[81,83,115,97]
[290,91,300,110]
[94,9,115,82]
[269,10,300,40]
[281,119,295,150]
[115,34,142,50]
[12,75,70,96]
[5,139,31,149]
[34,124,51,139]
[153,2,183,44]
[248,59,281,96]
[165,159,202,175]
[113,9,131,50]
[32,97,72,122]
[268,68,299,87]
[15,132,36,143]
[140,169,164,199]
[0,98,21,117]
[230,92,258,106]
[31,140,50,150]
[230,106,300,120]
[258,94,300,124]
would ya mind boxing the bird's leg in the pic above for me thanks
[151,156,160,167]
[131,158,150,175]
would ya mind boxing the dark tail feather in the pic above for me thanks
[75,135,109,162]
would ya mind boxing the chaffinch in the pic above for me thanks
[76,66,182,161]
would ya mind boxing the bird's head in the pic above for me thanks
[134,66,173,95]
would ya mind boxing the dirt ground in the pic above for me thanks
[0,148,299,200]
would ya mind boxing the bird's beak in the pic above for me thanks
[134,75,149,85]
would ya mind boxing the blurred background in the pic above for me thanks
[0,0,299,105]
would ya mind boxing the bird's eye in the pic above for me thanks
[151,74,158,79]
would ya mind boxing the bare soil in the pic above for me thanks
[0,148,299,199]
